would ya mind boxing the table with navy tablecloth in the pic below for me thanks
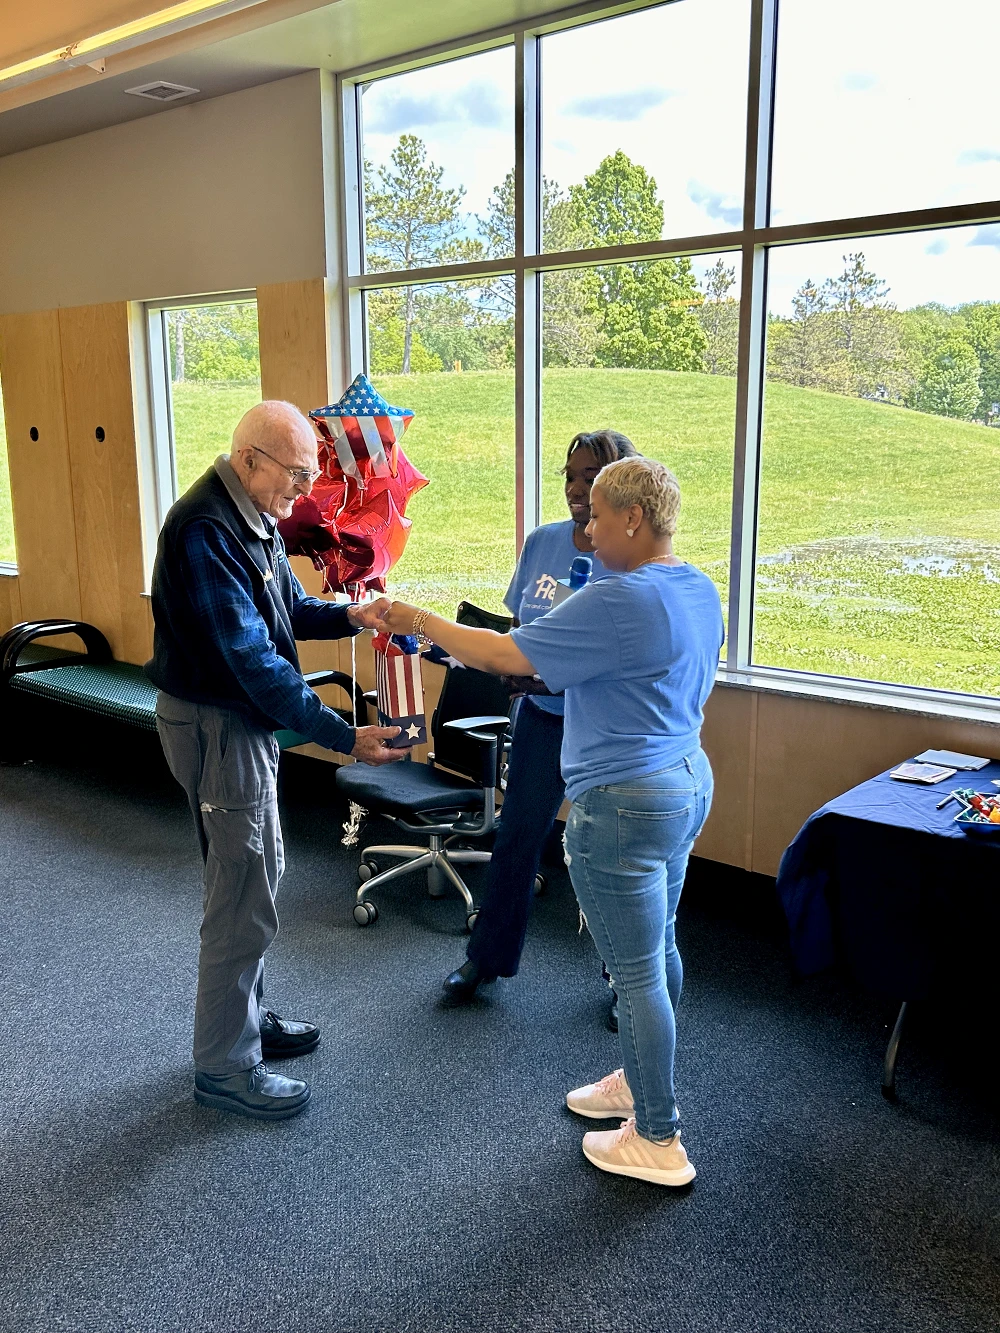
[776,758,1000,1093]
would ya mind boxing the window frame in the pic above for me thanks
[137,289,258,584]
[337,0,1000,719]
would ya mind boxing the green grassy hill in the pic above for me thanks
[2,369,998,695]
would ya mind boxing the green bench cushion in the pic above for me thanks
[10,657,159,731]
[8,647,351,748]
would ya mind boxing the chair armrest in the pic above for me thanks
[1,619,113,686]
[302,668,367,722]
[443,714,510,739]
[441,722,502,788]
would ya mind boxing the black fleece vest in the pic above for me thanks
[145,466,300,726]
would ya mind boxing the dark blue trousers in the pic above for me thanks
[466,699,566,978]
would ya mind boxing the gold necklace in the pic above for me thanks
[630,555,675,572]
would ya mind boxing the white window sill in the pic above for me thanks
[715,664,1000,728]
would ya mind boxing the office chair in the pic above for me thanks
[335,602,514,929]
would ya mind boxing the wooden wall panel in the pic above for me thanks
[0,574,21,634]
[698,686,757,868]
[58,302,148,663]
[750,693,1000,876]
[0,310,81,622]
[257,278,333,415]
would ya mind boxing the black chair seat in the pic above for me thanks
[336,758,485,819]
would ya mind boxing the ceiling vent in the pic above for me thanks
[124,81,199,102]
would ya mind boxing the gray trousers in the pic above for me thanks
[155,691,283,1076]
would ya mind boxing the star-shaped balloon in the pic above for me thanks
[278,374,428,594]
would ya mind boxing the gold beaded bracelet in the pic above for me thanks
[411,608,432,638]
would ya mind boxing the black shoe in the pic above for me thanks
[259,1009,321,1059]
[194,1062,310,1120]
[608,991,619,1033]
[442,959,496,1004]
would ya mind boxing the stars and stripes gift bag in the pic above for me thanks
[372,633,427,748]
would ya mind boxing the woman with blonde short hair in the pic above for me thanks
[380,456,723,1186]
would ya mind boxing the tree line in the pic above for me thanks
[165,135,1000,427]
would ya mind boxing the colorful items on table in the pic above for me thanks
[277,374,428,595]
[948,787,1000,834]
[373,632,426,748]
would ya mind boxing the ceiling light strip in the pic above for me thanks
[0,0,269,90]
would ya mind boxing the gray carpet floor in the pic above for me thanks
[1,717,998,1333]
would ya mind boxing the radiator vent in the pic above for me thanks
[124,81,199,102]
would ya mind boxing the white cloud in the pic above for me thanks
[564,88,672,122]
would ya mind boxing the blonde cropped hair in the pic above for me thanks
[593,456,681,537]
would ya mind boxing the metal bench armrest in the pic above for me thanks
[1,620,113,686]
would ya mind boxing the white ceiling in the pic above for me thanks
[0,0,628,157]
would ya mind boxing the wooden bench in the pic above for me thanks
[0,619,366,758]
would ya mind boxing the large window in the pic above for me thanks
[343,0,1000,707]
[0,378,14,566]
[540,253,739,621]
[541,1,750,246]
[757,230,1000,696]
[366,279,515,616]
[145,296,261,527]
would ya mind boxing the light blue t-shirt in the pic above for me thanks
[504,520,610,716]
[511,562,724,802]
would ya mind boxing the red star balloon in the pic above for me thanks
[278,374,428,594]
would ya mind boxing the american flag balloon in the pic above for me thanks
[310,373,414,482]
[278,373,427,595]
[372,632,426,748]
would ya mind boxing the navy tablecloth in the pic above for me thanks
[776,759,1000,999]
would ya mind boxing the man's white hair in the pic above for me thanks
[593,456,681,537]
[231,400,315,455]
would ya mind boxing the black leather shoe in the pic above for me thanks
[194,1062,310,1120]
[442,959,496,1004]
[608,991,619,1033]
[259,1009,321,1059]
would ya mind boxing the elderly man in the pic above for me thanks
[147,400,403,1121]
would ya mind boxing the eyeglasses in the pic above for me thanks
[252,446,321,486]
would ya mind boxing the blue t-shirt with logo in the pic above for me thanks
[504,520,611,716]
[511,562,724,802]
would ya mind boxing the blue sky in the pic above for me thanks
[360,0,1000,316]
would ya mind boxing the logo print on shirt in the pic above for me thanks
[534,573,558,602]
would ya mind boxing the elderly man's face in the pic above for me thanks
[236,426,319,521]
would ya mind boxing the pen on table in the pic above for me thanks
[936,791,960,810]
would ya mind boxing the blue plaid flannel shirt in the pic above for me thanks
[179,518,359,753]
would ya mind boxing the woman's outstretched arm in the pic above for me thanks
[380,601,537,677]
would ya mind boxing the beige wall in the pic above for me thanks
[0,72,331,315]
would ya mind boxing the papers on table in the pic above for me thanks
[890,762,957,784]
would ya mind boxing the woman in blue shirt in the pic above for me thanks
[380,457,723,1187]
[442,430,636,1010]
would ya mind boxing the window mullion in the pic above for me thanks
[514,31,541,552]
[728,0,779,670]
[341,77,366,380]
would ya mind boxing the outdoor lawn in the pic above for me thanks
[2,370,998,697]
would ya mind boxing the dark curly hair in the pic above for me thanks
[563,429,640,472]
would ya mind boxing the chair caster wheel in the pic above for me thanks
[533,873,547,896]
[466,910,479,932]
[354,901,378,926]
[358,861,377,883]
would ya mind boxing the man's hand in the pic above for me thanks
[351,725,406,765]
[380,600,421,635]
[347,597,392,631]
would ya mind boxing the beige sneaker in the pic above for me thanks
[566,1068,635,1120]
[582,1117,696,1187]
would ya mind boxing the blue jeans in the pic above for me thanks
[564,749,713,1141]
[467,700,566,977]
